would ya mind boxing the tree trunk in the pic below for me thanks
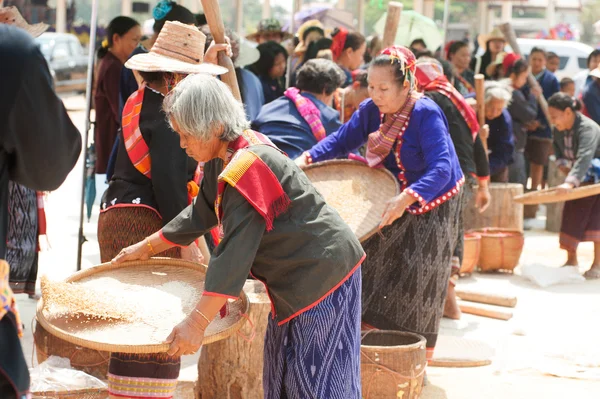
[197,280,271,399]
[464,183,524,232]
[546,157,566,233]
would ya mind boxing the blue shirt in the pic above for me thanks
[308,98,464,208]
[583,78,600,125]
[486,109,515,175]
[252,92,342,160]
[258,75,284,105]
[239,68,265,121]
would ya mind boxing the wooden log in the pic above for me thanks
[464,182,524,232]
[382,2,403,49]
[474,74,488,153]
[197,280,271,399]
[546,156,566,233]
[458,300,513,321]
[498,22,551,125]
[455,290,517,308]
[199,0,242,101]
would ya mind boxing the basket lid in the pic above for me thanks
[302,160,400,242]
[36,258,249,354]
[513,182,600,205]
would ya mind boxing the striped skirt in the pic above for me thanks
[560,194,600,251]
[361,196,461,357]
[263,269,362,399]
[98,206,181,398]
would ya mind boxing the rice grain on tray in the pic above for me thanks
[314,178,371,231]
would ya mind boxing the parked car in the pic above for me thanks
[35,32,88,93]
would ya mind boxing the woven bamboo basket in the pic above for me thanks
[361,330,427,399]
[513,182,600,205]
[31,387,108,399]
[459,233,481,276]
[471,228,524,272]
[37,258,249,354]
[34,321,109,380]
[302,160,400,242]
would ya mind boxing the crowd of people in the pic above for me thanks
[2,0,600,397]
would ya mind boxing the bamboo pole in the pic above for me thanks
[475,74,488,152]
[382,2,403,49]
[458,300,513,321]
[199,0,242,101]
[455,290,517,308]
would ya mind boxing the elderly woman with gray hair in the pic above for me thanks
[252,58,346,159]
[485,82,516,182]
[113,74,365,398]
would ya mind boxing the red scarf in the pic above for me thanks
[415,60,480,140]
[215,130,291,239]
[331,27,348,61]
[122,86,152,178]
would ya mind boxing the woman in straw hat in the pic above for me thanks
[297,46,464,362]
[247,18,292,44]
[470,27,506,79]
[98,21,230,399]
[548,92,600,278]
[113,73,365,398]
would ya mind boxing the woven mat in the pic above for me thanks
[37,259,248,354]
[429,335,495,368]
[303,160,400,242]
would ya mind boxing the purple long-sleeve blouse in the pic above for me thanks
[308,97,464,215]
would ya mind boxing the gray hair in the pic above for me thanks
[163,74,250,142]
[484,81,511,106]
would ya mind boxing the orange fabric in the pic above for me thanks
[122,86,152,178]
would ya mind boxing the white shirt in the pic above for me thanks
[574,69,590,97]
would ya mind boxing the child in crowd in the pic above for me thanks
[560,77,576,97]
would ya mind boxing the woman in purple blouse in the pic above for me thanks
[296,46,464,361]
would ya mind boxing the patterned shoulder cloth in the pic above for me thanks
[284,87,327,142]
[365,46,422,172]
[122,86,152,178]
[215,130,291,239]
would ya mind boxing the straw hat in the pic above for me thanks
[477,27,506,50]
[247,18,292,42]
[294,19,325,54]
[125,21,227,75]
[0,6,49,37]
[234,38,260,68]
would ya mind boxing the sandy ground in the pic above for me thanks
[15,95,600,398]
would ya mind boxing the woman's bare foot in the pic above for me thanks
[583,265,600,279]
[443,282,462,320]
[562,250,578,267]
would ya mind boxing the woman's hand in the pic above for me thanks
[181,242,204,264]
[556,182,574,195]
[112,240,151,264]
[166,313,206,357]
[524,120,541,132]
[478,124,489,142]
[475,186,491,213]
[380,193,415,228]
[295,152,311,169]
[204,36,233,65]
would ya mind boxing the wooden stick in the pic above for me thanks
[498,22,551,126]
[474,74,488,152]
[199,0,242,101]
[458,300,513,321]
[382,2,403,49]
[455,290,517,308]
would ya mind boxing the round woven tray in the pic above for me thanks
[303,160,400,242]
[513,182,600,205]
[36,258,249,354]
